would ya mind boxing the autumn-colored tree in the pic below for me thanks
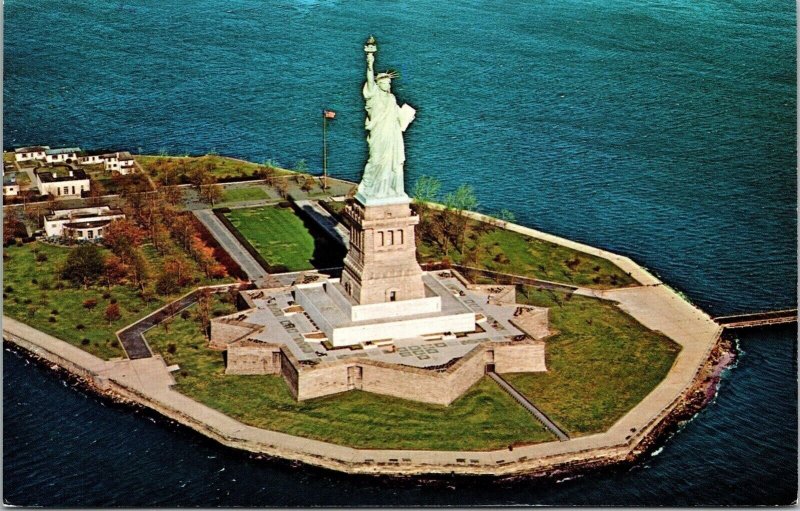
[104,302,121,323]
[151,221,171,255]
[169,214,197,251]
[301,176,314,193]
[164,255,193,287]
[127,248,150,292]
[199,183,224,205]
[103,219,146,260]
[274,179,289,199]
[103,254,129,287]
[87,179,107,207]
[195,288,213,339]
[3,211,23,245]
[160,184,183,205]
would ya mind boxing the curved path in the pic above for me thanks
[2,241,721,476]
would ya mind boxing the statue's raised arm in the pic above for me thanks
[355,36,415,206]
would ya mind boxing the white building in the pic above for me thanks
[3,173,19,196]
[45,147,81,164]
[14,146,49,163]
[78,153,106,165]
[44,206,126,240]
[103,151,136,174]
[36,168,90,197]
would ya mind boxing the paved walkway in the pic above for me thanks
[193,209,267,280]
[488,371,569,441]
[294,200,349,247]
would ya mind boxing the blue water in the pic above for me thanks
[3,0,797,505]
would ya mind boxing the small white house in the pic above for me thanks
[3,173,19,196]
[45,147,81,164]
[78,153,106,165]
[44,206,126,240]
[36,168,90,197]
[103,152,136,174]
[14,146,50,163]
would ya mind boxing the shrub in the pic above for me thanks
[110,298,117,304]
[180,310,191,320]
[51,309,59,315]
[180,371,188,378]
[102,292,112,299]
[54,281,65,290]
[48,316,56,323]
[31,278,38,284]
[110,340,119,348]
[4,286,12,293]
[81,338,90,345]
[104,302,121,323]
[83,298,98,309]
[167,343,177,354]
[76,324,85,330]
[35,252,48,262]
[22,298,32,305]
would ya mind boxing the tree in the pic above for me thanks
[103,219,146,261]
[3,211,23,245]
[160,184,184,205]
[104,302,121,323]
[444,184,478,253]
[293,159,308,173]
[195,288,213,339]
[127,248,150,292]
[169,214,197,251]
[87,179,107,207]
[61,245,106,288]
[199,183,224,205]
[497,208,516,224]
[103,254,129,287]
[412,175,441,205]
[274,179,289,199]
[301,176,314,193]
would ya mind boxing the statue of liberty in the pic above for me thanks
[356,36,416,205]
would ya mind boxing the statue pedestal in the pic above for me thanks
[340,198,426,305]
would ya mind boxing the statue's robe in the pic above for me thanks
[357,79,411,200]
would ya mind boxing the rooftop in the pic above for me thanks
[46,206,124,221]
[37,168,88,183]
[63,219,114,230]
[45,147,81,155]
[15,146,49,153]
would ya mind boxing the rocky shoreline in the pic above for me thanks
[3,329,737,481]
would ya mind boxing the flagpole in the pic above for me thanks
[322,112,328,191]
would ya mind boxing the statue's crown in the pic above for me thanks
[376,70,399,81]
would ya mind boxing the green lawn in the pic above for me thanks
[3,241,232,359]
[417,214,637,289]
[502,286,681,435]
[222,186,271,203]
[224,206,316,271]
[145,302,555,450]
[135,154,292,181]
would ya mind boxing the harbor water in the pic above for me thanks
[3,0,796,505]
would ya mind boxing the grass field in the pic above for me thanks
[135,154,291,181]
[3,241,232,359]
[503,286,681,435]
[145,302,555,450]
[417,214,637,289]
[224,206,316,271]
[222,186,271,203]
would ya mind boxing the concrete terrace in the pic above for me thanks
[226,270,531,368]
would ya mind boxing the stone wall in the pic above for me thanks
[209,316,260,349]
[494,341,547,373]
[288,340,547,406]
[225,342,281,375]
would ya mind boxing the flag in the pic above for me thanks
[323,110,336,119]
